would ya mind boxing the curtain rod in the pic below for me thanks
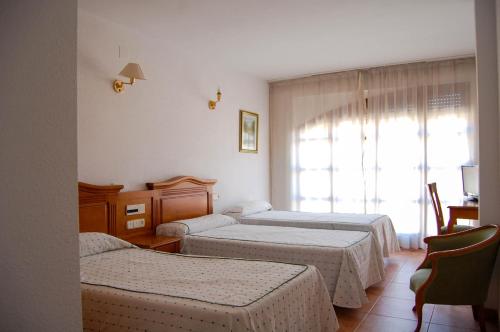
[268,54,475,84]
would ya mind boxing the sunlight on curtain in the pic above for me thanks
[270,58,477,249]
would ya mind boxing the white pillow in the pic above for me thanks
[223,200,272,218]
[79,232,135,258]
[156,214,237,237]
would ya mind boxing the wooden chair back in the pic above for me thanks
[428,182,445,234]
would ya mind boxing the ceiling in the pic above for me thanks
[79,0,475,81]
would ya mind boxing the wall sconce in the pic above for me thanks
[208,88,222,110]
[113,63,146,93]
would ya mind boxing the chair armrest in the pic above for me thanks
[428,234,498,261]
[415,235,453,269]
[425,232,472,251]
[425,226,498,252]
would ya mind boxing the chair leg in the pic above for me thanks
[476,304,486,332]
[414,302,424,332]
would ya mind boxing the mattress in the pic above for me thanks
[237,210,400,257]
[158,222,385,308]
[81,247,338,332]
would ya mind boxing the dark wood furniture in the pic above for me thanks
[447,201,478,233]
[78,182,123,234]
[427,182,474,234]
[78,176,216,242]
[147,176,216,226]
[78,182,157,238]
[127,234,181,253]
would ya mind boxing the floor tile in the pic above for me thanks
[384,265,401,280]
[358,288,382,313]
[370,275,392,289]
[382,282,416,300]
[431,305,481,330]
[400,259,425,272]
[392,269,416,284]
[427,323,478,332]
[334,306,367,332]
[356,314,429,332]
[370,296,434,322]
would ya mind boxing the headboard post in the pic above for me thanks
[146,176,216,226]
[78,182,124,234]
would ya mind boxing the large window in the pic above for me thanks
[270,60,477,248]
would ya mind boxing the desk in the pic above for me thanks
[447,201,478,233]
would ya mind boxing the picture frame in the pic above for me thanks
[239,110,259,153]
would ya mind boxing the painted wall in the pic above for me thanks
[475,0,500,310]
[78,10,270,211]
[0,0,82,330]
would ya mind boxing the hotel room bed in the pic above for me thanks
[224,202,399,257]
[156,214,385,308]
[238,210,399,257]
[80,232,338,332]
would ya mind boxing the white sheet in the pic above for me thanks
[176,224,385,308]
[81,248,338,332]
[238,210,400,257]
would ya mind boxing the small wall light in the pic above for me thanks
[208,88,222,110]
[113,63,146,93]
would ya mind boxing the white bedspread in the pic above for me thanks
[81,248,338,332]
[238,210,400,257]
[181,224,385,308]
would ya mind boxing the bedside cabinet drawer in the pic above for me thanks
[155,242,180,253]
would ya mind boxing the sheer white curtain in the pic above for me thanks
[270,58,477,249]
[270,71,361,211]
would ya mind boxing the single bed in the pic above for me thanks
[80,232,338,332]
[156,213,385,308]
[225,204,399,257]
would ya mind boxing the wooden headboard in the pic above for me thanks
[78,182,123,234]
[146,176,216,225]
[78,182,155,239]
[78,176,216,237]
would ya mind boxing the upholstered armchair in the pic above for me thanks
[410,225,500,332]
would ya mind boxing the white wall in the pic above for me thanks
[475,0,500,311]
[0,1,82,330]
[498,0,500,175]
[78,10,270,211]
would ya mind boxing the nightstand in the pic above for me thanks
[128,234,181,253]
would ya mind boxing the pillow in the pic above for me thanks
[223,200,272,218]
[156,214,237,237]
[79,232,135,258]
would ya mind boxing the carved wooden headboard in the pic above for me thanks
[79,182,156,239]
[78,182,123,234]
[146,176,216,226]
[79,176,216,237]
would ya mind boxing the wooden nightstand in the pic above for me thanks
[128,234,181,253]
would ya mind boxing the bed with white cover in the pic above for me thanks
[156,214,385,308]
[224,201,400,257]
[80,232,338,332]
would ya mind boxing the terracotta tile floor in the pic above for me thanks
[334,249,499,332]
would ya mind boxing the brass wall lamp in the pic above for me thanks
[113,63,146,93]
[208,88,222,110]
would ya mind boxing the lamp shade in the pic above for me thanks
[118,63,146,80]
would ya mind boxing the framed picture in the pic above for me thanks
[239,110,259,153]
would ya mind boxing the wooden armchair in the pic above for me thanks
[428,182,474,234]
[409,225,500,332]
